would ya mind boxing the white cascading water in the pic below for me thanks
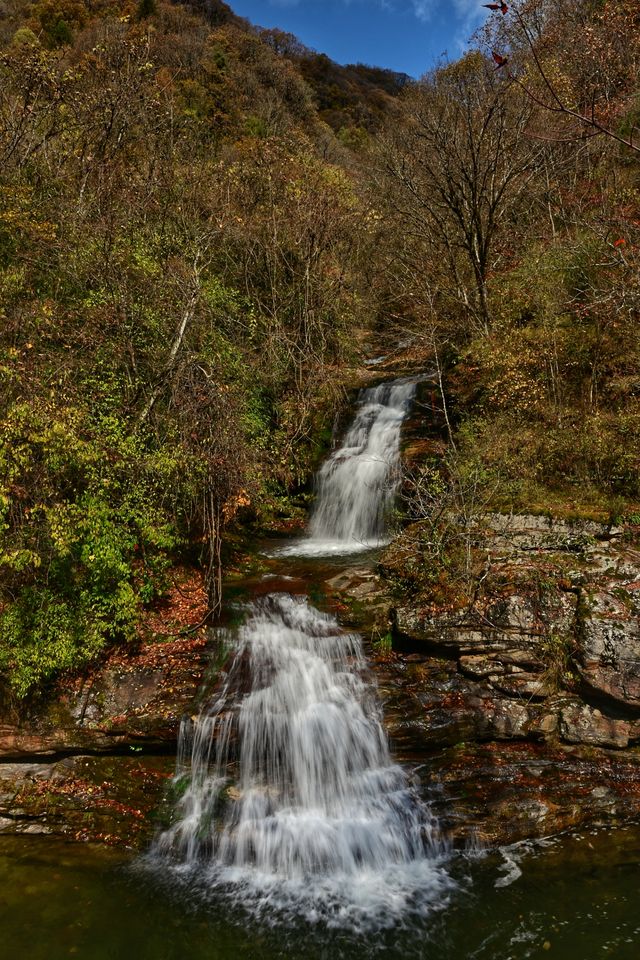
[153,595,451,928]
[148,373,452,929]
[278,377,418,556]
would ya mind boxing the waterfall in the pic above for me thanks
[152,595,451,928]
[279,377,418,556]
[148,374,451,930]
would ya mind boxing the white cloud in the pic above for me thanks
[411,1,438,22]
[451,0,486,51]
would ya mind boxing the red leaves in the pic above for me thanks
[492,51,509,70]
[614,237,626,247]
[140,566,208,640]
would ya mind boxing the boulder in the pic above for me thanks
[578,591,640,708]
[559,700,640,750]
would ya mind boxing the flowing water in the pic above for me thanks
[278,377,418,556]
[144,375,452,928]
[149,593,450,929]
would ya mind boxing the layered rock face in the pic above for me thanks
[371,513,640,843]
[0,632,212,846]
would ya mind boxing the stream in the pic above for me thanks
[1,376,639,957]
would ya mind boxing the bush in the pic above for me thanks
[0,401,184,698]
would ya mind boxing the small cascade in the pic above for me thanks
[280,377,418,556]
[151,595,451,929]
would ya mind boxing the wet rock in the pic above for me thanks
[348,579,382,600]
[384,513,640,723]
[425,741,640,846]
[482,698,538,739]
[325,568,391,623]
[472,654,553,701]
[488,674,553,699]
[374,512,640,842]
[394,589,576,658]
[377,654,557,752]
[325,568,373,593]
[18,823,53,835]
[485,594,539,632]
[617,552,640,583]
[68,668,165,725]
[0,761,62,783]
[0,633,211,761]
[0,754,174,847]
[459,650,542,679]
[392,607,518,654]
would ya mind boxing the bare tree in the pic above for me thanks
[378,51,543,335]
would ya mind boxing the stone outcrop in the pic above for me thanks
[0,633,211,846]
[578,589,640,707]
[363,513,640,843]
[0,633,211,761]
[386,513,640,734]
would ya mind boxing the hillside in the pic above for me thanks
[0,0,639,708]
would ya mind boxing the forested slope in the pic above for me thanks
[0,0,639,703]
[376,0,640,579]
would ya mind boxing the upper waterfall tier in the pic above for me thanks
[280,377,418,557]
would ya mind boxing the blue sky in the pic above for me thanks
[230,1,488,78]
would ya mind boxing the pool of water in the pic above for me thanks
[2,823,638,960]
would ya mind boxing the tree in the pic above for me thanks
[482,0,640,154]
[378,51,542,335]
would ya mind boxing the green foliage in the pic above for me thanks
[372,630,393,656]
[0,402,186,697]
[32,0,87,47]
[245,114,268,138]
[10,28,40,49]
[337,125,369,151]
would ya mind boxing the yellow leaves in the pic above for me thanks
[473,329,549,417]
[0,548,42,573]
[0,186,57,247]
[45,505,76,557]
[222,489,251,522]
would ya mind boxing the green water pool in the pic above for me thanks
[1,823,638,960]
